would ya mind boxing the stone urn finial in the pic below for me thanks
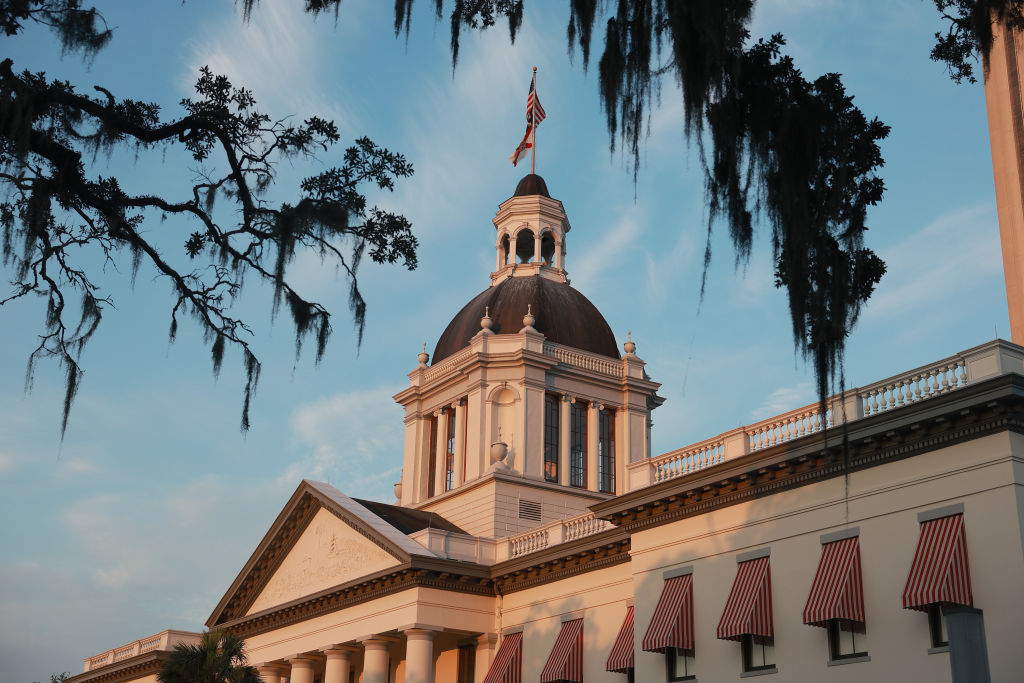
[417,342,429,366]
[480,306,493,334]
[624,331,636,356]
[522,304,536,331]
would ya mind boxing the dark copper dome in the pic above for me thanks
[513,173,550,198]
[432,276,620,363]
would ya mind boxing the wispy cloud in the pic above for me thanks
[749,381,815,422]
[284,385,405,500]
[572,214,644,294]
[182,0,355,129]
[861,203,1001,323]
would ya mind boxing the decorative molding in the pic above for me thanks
[213,488,415,625]
[66,653,168,683]
[492,538,631,594]
[223,565,494,639]
[596,378,1024,534]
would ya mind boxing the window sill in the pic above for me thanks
[928,645,950,655]
[740,667,778,678]
[828,655,870,667]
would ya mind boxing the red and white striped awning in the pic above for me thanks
[482,631,522,683]
[717,556,773,641]
[903,513,973,611]
[641,574,694,653]
[540,618,584,683]
[605,606,635,673]
[802,536,865,627]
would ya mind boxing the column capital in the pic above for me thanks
[358,637,393,653]
[403,627,436,642]
[322,648,354,660]
[286,657,316,668]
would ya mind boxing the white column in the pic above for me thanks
[361,639,391,683]
[404,629,435,683]
[533,231,542,263]
[559,394,571,486]
[434,410,447,496]
[288,658,315,683]
[587,402,600,491]
[454,400,467,486]
[475,634,498,683]
[258,665,282,683]
[323,650,351,683]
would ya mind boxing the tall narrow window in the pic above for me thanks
[598,407,615,493]
[427,415,438,498]
[570,401,587,488]
[445,408,457,491]
[544,394,560,482]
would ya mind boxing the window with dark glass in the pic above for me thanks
[544,394,560,482]
[570,401,587,488]
[457,643,476,683]
[928,605,948,648]
[827,619,867,660]
[742,635,775,672]
[666,647,695,681]
[598,407,615,493]
[427,414,438,498]
[445,408,456,491]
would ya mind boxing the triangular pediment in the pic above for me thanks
[208,480,438,626]
[246,507,400,615]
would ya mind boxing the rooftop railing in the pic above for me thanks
[83,630,201,672]
[502,511,614,561]
[628,339,1024,490]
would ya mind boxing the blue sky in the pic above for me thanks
[0,1,1010,680]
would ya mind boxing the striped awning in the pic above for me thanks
[802,536,865,627]
[642,574,694,653]
[540,618,584,683]
[903,513,973,611]
[717,556,773,641]
[605,606,635,673]
[482,631,522,683]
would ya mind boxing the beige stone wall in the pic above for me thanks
[625,431,1024,682]
[469,431,1023,683]
[419,474,604,538]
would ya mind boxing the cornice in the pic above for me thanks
[66,653,167,683]
[491,530,632,594]
[220,559,493,639]
[593,373,1024,531]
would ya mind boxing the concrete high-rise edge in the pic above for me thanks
[985,16,1024,343]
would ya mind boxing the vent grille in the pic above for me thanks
[518,500,542,521]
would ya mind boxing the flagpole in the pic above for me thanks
[531,66,537,175]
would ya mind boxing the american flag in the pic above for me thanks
[510,72,546,166]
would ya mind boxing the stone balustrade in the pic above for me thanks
[542,342,624,377]
[627,340,1024,490]
[83,629,201,671]
[502,511,613,560]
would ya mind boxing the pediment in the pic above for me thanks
[209,480,437,626]
[246,507,400,615]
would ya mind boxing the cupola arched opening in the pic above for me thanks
[540,230,556,266]
[500,233,511,265]
[515,228,536,263]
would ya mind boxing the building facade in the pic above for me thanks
[69,172,1024,683]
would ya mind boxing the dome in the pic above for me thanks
[513,173,550,198]
[432,276,620,363]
